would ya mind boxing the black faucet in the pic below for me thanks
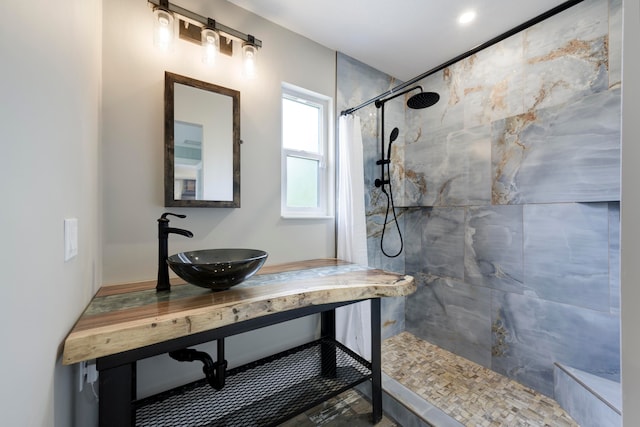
[157,212,193,292]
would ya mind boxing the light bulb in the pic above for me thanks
[201,28,219,65]
[242,43,258,79]
[153,8,174,51]
[458,10,476,25]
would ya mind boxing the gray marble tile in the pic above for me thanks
[492,88,621,205]
[609,202,620,313]
[491,291,620,397]
[462,34,525,127]
[523,203,610,310]
[367,234,405,274]
[337,52,400,119]
[402,125,454,206]
[608,0,622,88]
[558,364,621,411]
[403,207,426,274]
[444,126,492,206]
[406,67,465,134]
[403,125,491,207]
[523,0,609,110]
[464,205,524,293]
[525,0,609,59]
[366,205,406,273]
[382,296,405,340]
[406,274,492,367]
[523,37,608,111]
[554,365,621,427]
[423,207,465,279]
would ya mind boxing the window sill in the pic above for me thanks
[281,214,335,220]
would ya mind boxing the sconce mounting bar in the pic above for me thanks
[148,0,262,48]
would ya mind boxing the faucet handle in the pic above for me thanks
[159,212,186,222]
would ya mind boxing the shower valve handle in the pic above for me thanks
[375,178,389,187]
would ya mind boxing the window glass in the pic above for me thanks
[282,98,320,153]
[286,156,319,208]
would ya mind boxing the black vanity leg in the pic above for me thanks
[320,309,337,378]
[98,362,136,427]
[371,298,382,423]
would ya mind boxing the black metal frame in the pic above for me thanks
[134,337,372,426]
[97,298,383,427]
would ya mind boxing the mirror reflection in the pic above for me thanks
[165,72,240,207]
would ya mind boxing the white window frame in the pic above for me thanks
[281,82,334,218]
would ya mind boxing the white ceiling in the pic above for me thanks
[227,0,571,81]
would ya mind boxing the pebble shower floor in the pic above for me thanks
[284,331,579,426]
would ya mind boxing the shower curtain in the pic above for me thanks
[336,114,371,360]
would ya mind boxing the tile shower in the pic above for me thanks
[337,0,621,409]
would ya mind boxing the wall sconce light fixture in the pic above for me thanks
[201,19,220,65]
[152,0,175,51]
[242,35,258,79]
[148,0,262,76]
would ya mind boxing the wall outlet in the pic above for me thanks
[78,361,87,392]
[86,363,98,384]
[64,218,78,261]
[78,360,98,392]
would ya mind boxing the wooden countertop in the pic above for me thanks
[62,259,415,365]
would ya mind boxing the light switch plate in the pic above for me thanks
[64,218,78,261]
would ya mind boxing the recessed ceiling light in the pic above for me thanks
[458,10,477,25]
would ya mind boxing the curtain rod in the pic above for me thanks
[340,0,584,116]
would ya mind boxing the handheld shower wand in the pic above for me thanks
[374,127,399,188]
[377,127,404,258]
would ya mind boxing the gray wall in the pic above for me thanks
[338,0,622,399]
[103,0,336,284]
[0,1,102,426]
[620,0,640,423]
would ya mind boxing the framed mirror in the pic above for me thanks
[165,72,240,207]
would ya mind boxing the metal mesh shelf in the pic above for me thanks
[134,338,372,427]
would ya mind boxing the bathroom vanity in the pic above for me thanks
[63,259,415,427]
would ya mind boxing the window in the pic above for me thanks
[281,83,334,218]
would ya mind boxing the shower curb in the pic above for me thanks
[554,363,622,427]
[356,373,463,427]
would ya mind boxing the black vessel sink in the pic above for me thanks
[167,249,268,291]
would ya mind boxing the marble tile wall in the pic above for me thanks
[403,202,620,395]
[491,89,620,205]
[337,0,622,399]
[401,0,620,207]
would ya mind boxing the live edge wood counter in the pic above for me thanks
[63,259,415,365]
[62,258,415,427]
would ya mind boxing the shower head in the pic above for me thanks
[375,85,440,110]
[407,90,440,109]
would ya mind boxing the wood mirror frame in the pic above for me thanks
[164,72,240,207]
